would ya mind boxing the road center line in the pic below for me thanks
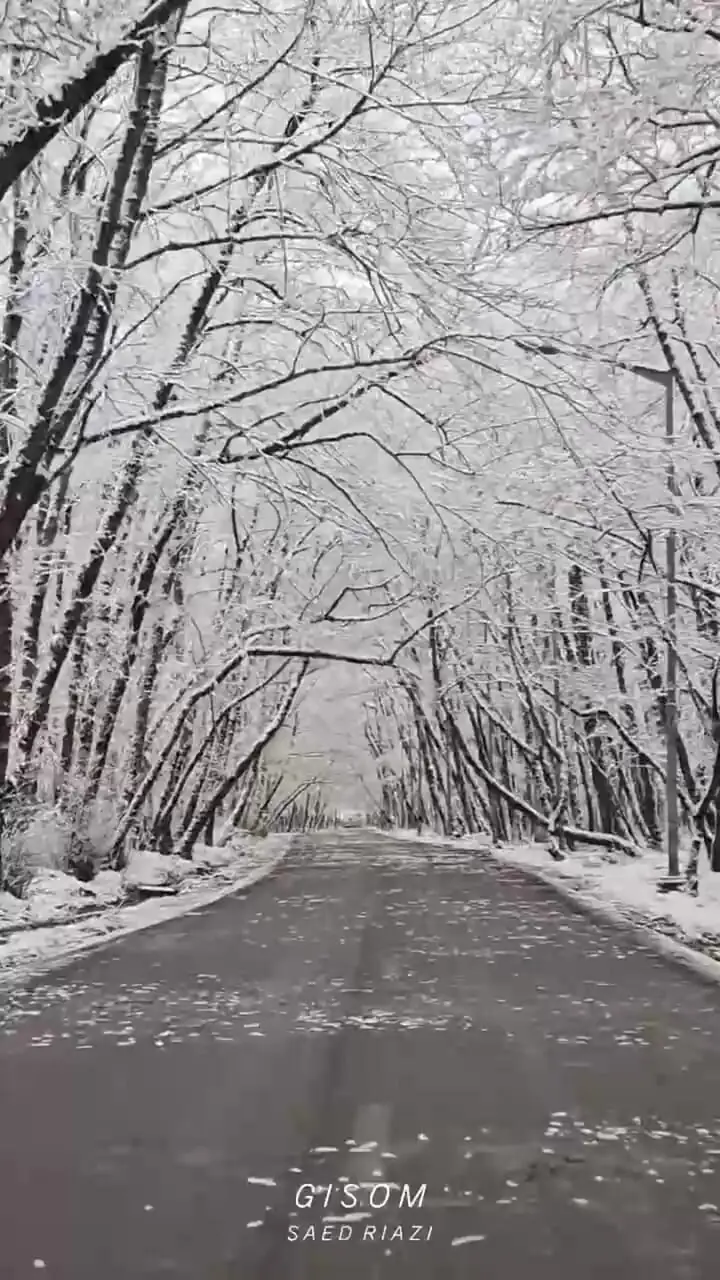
[343,1103,392,1206]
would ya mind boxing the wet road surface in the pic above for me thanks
[1,832,720,1277]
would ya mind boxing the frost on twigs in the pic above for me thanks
[0,797,76,896]
[1,0,719,889]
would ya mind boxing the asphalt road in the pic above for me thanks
[2,832,720,1278]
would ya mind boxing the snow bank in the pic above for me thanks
[90,870,124,905]
[122,849,194,891]
[0,835,291,986]
[0,891,26,922]
[191,842,240,870]
[24,870,99,923]
[1,868,127,931]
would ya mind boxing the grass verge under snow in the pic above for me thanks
[0,835,290,987]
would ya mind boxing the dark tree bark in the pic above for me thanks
[0,0,189,204]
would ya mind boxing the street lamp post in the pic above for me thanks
[516,341,680,883]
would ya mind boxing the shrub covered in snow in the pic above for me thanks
[0,790,113,896]
[122,849,194,892]
[0,797,74,896]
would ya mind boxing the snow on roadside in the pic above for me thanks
[491,841,720,959]
[23,868,121,924]
[381,827,720,970]
[0,835,290,987]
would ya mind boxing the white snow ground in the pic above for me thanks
[384,829,720,973]
[0,835,290,986]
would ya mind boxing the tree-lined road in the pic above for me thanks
[2,832,720,1277]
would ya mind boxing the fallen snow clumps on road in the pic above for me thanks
[383,827,720,968]
[492,841,720,964]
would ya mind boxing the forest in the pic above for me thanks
[2,0,720,893]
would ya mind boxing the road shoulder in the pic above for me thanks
[0,834,291,987]
[381,828,720,985]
